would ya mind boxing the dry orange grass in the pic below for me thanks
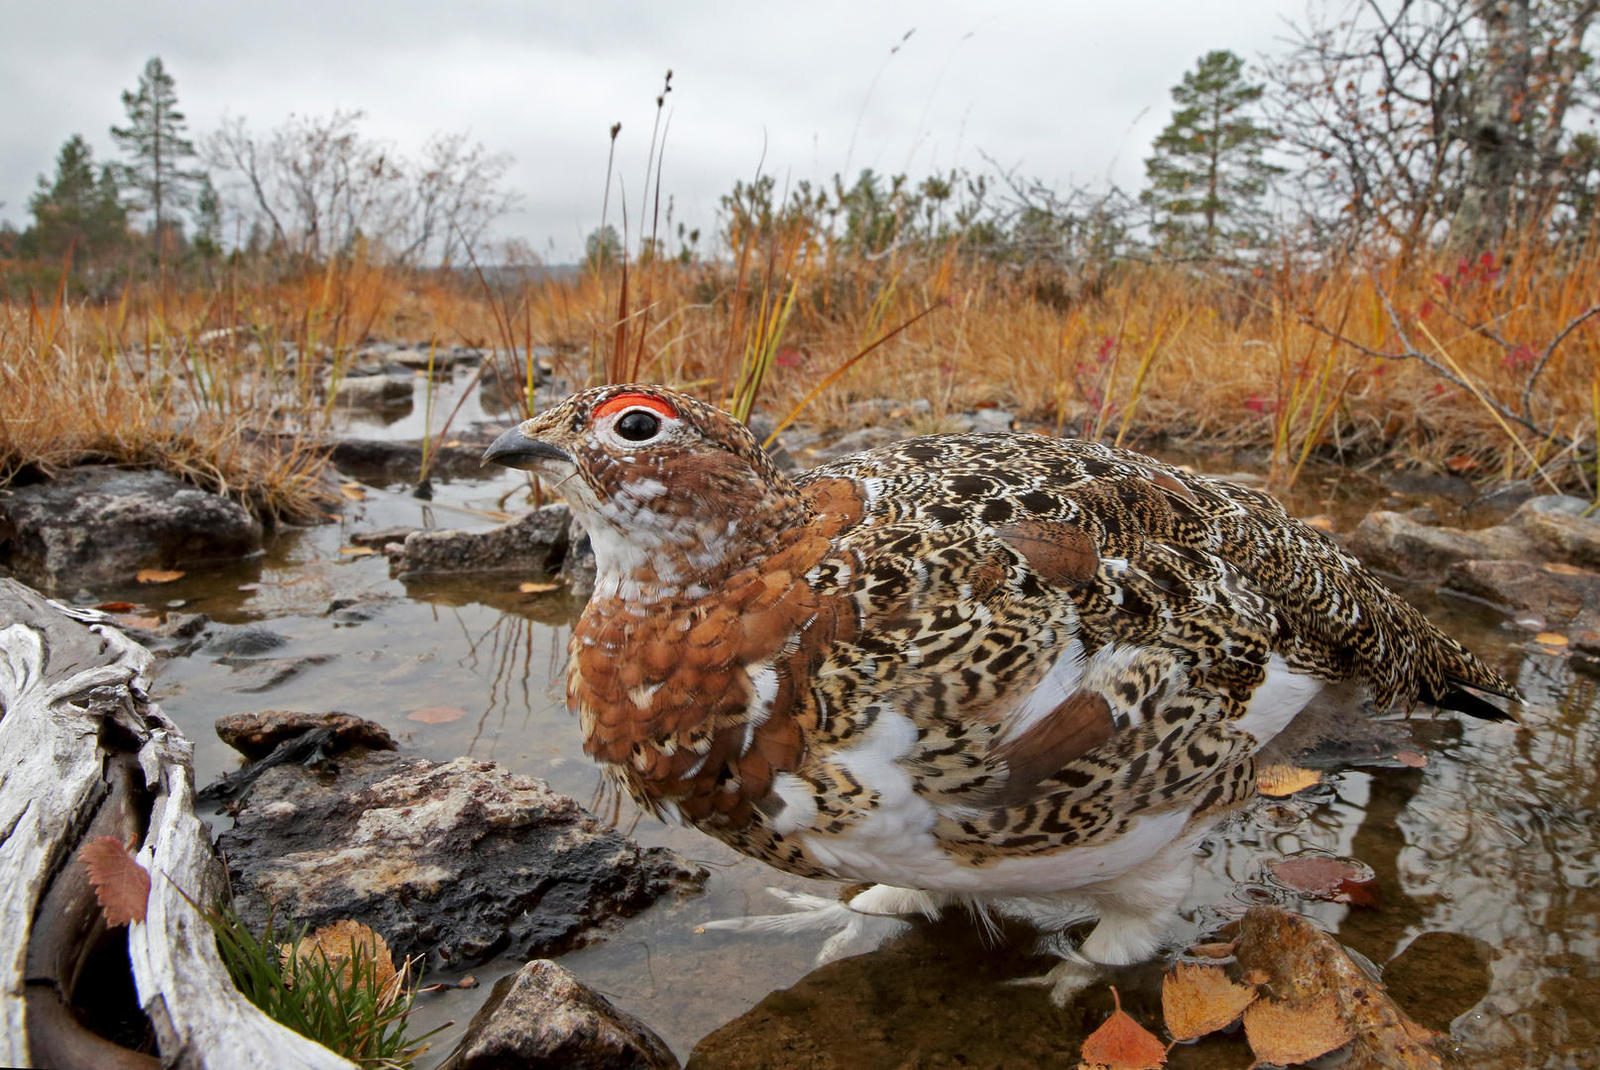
[3,228,1596,510]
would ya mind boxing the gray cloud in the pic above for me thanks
[3,1,1304,261]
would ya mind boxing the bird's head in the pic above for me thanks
[483,385,810,594]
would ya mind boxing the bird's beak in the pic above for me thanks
[482,425,573,471]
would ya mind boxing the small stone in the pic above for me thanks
[439,959,678,1070]
[332,374,413,408]
[390,504,571,579]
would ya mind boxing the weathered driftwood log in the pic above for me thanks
[0,578,355,1070]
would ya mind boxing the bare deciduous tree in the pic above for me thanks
[203,111,518,266]
[1265,0,1598,251]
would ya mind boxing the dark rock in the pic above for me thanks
[201,624,287,657]
[327,438,491,481]
[390,504,570,579]
[218,753,705,968]
[1346,510,1534,577]
[388,347,461,371]
[0,466,263,591]
[215,710,396,761]
[440,959,678,1070]
[324,592,397,621]
[560,515,597,598]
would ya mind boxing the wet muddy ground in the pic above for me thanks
[114,366,1598,1067]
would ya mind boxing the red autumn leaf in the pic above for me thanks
[1270,856,1381,908]
[79,836,151,926]
[95,601,138,612]
[1081,986,1167,1070]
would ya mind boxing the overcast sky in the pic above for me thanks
[2,1,1311,262]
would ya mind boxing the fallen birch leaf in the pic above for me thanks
[1270,856,1380,906]
[136,568,185,584]
[1257,764,1322,797]
[1395,749,1428,768]
[80,836,150,926]
[339,482,368,501]
[96,600,138,612]
[1534,632,1569,647]
[1444,454,1479,473]
[1162,962,1257,1042]
[114,614,163,631]
[283,920,402,1006]
[1303,514,1336,531]
[518,581,561,594]
[408,705,468,725]
[1543,562,1589,576]
[1081,986,1167,1069]
[339,546,378,557]
[1244,994,1351,1064]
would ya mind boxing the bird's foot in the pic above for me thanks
[701,884,939,964]
[1009,945,1102,1005]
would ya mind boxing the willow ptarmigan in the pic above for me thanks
[483,383,1516,1000]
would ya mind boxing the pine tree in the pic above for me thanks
[1142,50,1281,256]
[24,134,128,262]
[111,57,205,251]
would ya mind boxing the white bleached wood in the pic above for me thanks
[0,579,356,1069]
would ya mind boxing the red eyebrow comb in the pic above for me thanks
[593,393,679,420]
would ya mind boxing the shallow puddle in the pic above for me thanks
[120,397,1598,1068]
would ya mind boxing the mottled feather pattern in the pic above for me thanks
[488,385,1514,907]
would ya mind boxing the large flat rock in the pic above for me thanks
[0,466,262,591]
[218,752,705,970]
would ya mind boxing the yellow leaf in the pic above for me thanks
[1542,562,1589,576]
[339,482,367,501]
[408,705,468,725]
[518,581,561,594]
[135,569,185,584]
[1162,963,1258,1042]
[1303,514,1336,531]
[1243,994,1352,1065]
[339,546,377,557]
[1257,764,1322,797]
[1534,632,1569,647]
[281,920,402,1007]
[115,614,162,630]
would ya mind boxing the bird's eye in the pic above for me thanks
[615,409,661,442]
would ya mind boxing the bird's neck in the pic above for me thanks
[584,475,815,603]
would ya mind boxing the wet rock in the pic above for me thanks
[332,373,413,408]
[326,438,492,481]
[218,753,705,968]
[440,959,678,1070]
[201,624,287,657]
[325,591,397,622]
[215,710,396,761]
[348,525,422,548]
[218,653,332,693]
[389,503,570,579]
[1445,559,1600,626]
[1512,495,1600,568]
[560,514,597,598]
[1346,510,1534,576]
[0,466,263,591]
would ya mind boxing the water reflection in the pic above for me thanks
[136,467,1599,1069]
